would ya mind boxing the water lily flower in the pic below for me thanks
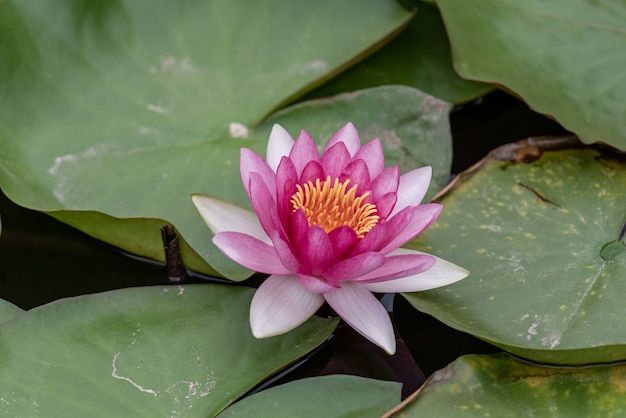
[192,123,468,354]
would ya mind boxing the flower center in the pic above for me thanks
[290,176,379,238]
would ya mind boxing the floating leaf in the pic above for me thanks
[405,140,626,364]
[219,375,401,418]
[397,353,626,418]
[0,299,22,323]
[307,1,491,104]
[0,284,336,416]
[437,0,626,148]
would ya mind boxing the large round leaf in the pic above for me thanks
[437,0,626,148]
[397,353,626,417]
[0,0,418,278]
[219,375,401,417]
[0,299,22,323]
[404,140,626,364]
[307,1,492,104]
[0,284,337,416]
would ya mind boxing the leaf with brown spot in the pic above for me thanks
[405,139,626,365]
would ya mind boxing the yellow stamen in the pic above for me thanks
[290,176,379,238]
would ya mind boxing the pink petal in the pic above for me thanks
[379,204,442,254]
[322,252,385,283]
[275,157,298,220]
[250,275,324,338]
[297,273,339,294]
[355,252,435,283]
[328,226,359,260]
[299,160,325,184]
[287,208,310,248]
[289,130,320,177]
[353,138,385,179]
[191,194,270,244]
[298,226,336,275]
[339,159,371,192]
[269,231,302,273]
[248,172,280,237]
[324,282,396,354]
[389,166,432,218]
[266,124,295,171]
[213,232,290,275]
[325,122,361,157]
[364,248,469,293]
[370,166,399,200]
[374,192,397,220]
[240,148,276,200]
[320,142,351,180]
[348,221,387,256]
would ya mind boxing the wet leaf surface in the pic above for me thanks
[437,0,626,148]
[219,375,401,418]
[306,1,492,104]
[405,142,626,364]
[0,285,337,416]
[397,353,626,418]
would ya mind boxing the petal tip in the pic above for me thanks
[250,321,277,339]
[267,124,295,170]
[380,339,396,355]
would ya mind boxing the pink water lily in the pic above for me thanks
[192,123,468,354]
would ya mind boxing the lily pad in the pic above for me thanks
[307,1,492,104]
[437,0,626,148]
[219,375,401,417]
[0,299,22,323]
[397,353,626,417]
[0,284,336,416]
[0,1,455,279]
[404,139,626,364]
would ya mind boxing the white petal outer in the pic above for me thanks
[364,248,469,293]
[266,124,295,171]
[191,194,271,244]
[324,282,396,354]
[389,166,432,218]
[250,275,324,338]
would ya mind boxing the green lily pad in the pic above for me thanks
[0,1,454,279]
[0,284,337,416]
[398,353,626,417]
[404,140,626,364]
[0,299,22,323]
[307,1,492,104]
[437,0,626,148]
[218,375,401,417]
